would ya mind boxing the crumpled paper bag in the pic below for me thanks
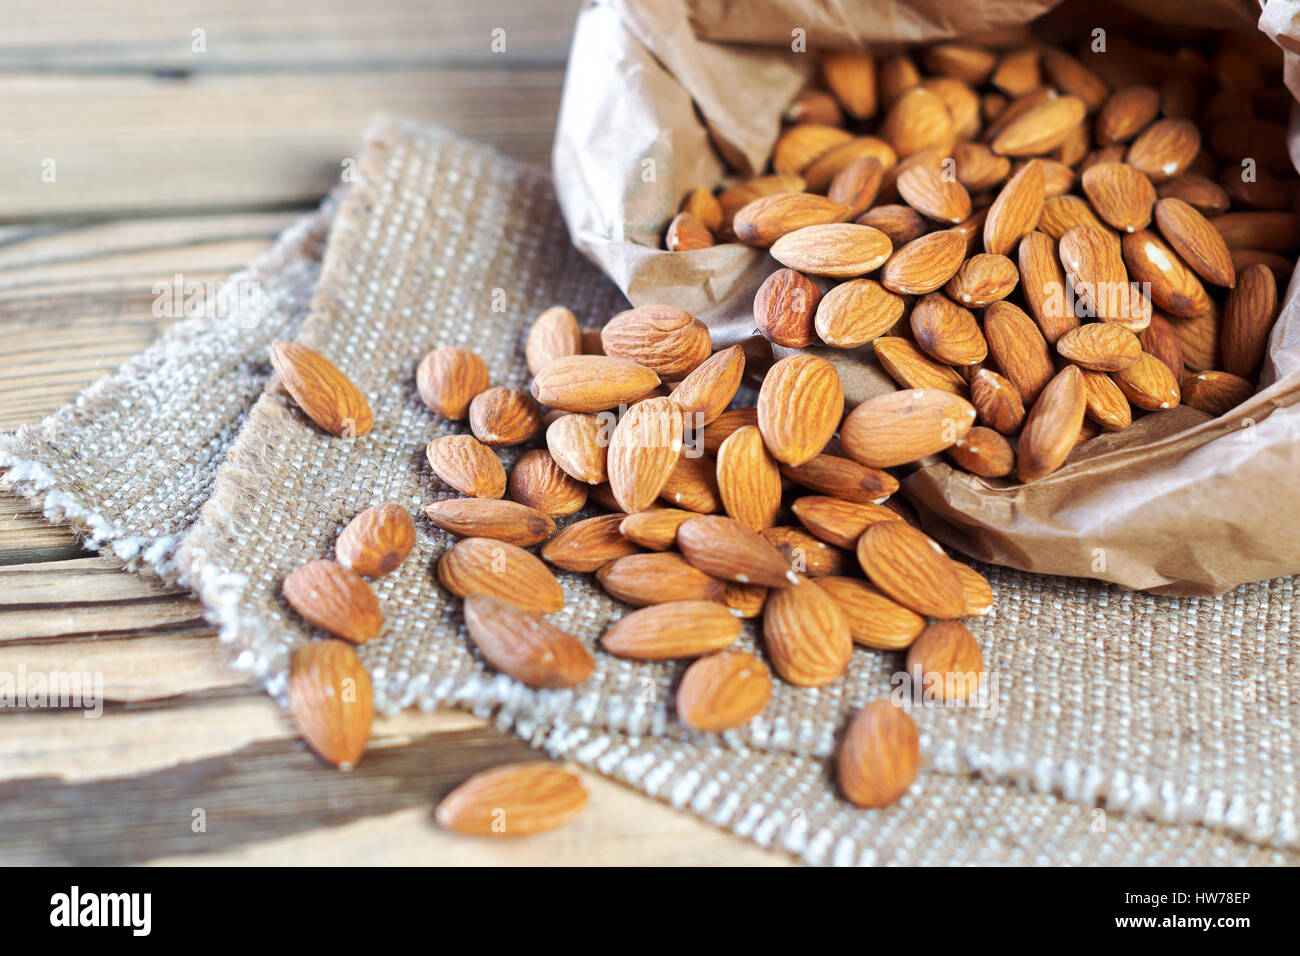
[552,0,1300,595]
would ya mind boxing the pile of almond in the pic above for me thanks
[668,30,1291,482]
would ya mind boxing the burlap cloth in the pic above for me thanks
[3,116,1296,865]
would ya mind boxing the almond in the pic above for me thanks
[880,229,968,294]
[716,425,782,530]
[722,582,769,619]
[1058,225,1151,329]
[677,514,796,589]
[718,174,807,220]
[879,52,922,107]
[772,123,854,175]
[1035,158,1078,197]
[1041,50,1109,112]
[335,503,415,577]
[733,192,849,246]
[984,159,1045,257]
[991,95,1086,157]
[600,305,712,379]
[813,279,905,349]
[991,47,1041,97]
[423,498,555,548]
[525,306,582,376]
[541,513,640,572]
[1221,263,1278,378]
[896,165,971,224]
[659,452,722,514]
[1017,364,1087,481]
[1056,322,1142,372]
[463,594,593,689]
[1078,369,1133,432]
[676,650,772,732]
[283,559,383,644]
[816,576,925,649]
[596,552,724,606]
[761,525,846,577]
[910,293,988,365]
[530,355,661,413]
[856,521,966,618]
[836,700,919,808]
[437,537,565,614]
[951,562,994,617]
[947,426,1015,478]
[1095,86,1160,145]
[762,577,853,687]
[1208,212,1300,253]
[822,50,878,119]
[856,204,927,246]
[601,601,741,659]
[607,396,684,514]
[840,387,976,468]
[753,268,821,348]
[507,448,588,517]
[668,345,746,426]
[1157,173,1230,216]
[944,253,1020,307]
[790,495,901,549]
[802,137,898,192]
[434,762,587,837]
[828,157,884,219]
[1155,197,1236,288]
[873,336,969,396]
[681,186,723,232]
[756,354,844,466]
[270,342,373,437]
[1018,231,1078,344]
[982,300,1056,404]
[1139,312,1186,380]
[778,453,899,503]
[468,386,543,446]
[906,620,985,702]
[416,346,489,420]
[923,42,995,84]
[769,223,893,278]
[545,412,609,485]
[665,212,715,251]
[289,639,373,770]
[969,368,1026,434]
[1121,229,1213,319]
[1038,194,1111,240]
[954,141,1012,191]
[618,508,695,551]
[1113,351,1182,411]
[426,435,506,498]
[924,76,981,139]
[701,407,759,455]
[879,87,955,157]
[1172,304,1223,372]
[1180,370,1253,417]
[1126,118,1200,183]
[1081,162,1156,233]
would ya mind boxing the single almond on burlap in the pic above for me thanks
[1221,263,1278,378]
[817,576,925,649]
[601,601,741,660]
[270,342,373,437]
[779,453,898,503]
[770,223,893,278]
[1181,371,1253,417]
[665,212,714,251]
[1095,85,1160,145]
[423,498,555,548]
[856,521,966,618]
[910,293,988,366]
[1041,49,1108,111]
[983,159,1044,255]
[1081,162,1156,233]
[880,229,967,294]
[426,434,506,498]
[772,123,854,175]
[1121,229,1213,319]
[733,192,849,246]
[1058,225,1151,329]
[856,204,927,246]
[880,87,954,157]
[600,305,712,379]
[619,508,695,551]
[828,156,884,219]
[969,368,1026,434]
[701,407,759,455]
[841,388,976,468]
[1155,197,1235,288]
[545,412,609,485]
[761,525,847,578]
[507,449,588,517]
[660,453,722,513]
[896,165,971,223]
[1157,173,1230,216]
[525,306,582,376]
[822,50,877,118]
[464,594,593,689]
[945,253,1020,307]
[837,700,919,808]
[716,425,781,531]
[954,141,1012,191]
[607,396,684,514]
[948,426,1015,478]
[289,639,373,770]
[1078,369,1132,432]
[1139,312,1186,379]
[531,355,660,413]
[756,354,844,466]
[417,346,489,420]
[1113,351,1181,411]
[540,513,639,572]
[677,650,772,732]
[991,95,1086,157]
[763,577,853,687]
[596,552,724,606]
[1126,118,1200,183]
[676,514,796,589]
[435,762,587,837]
[873,336,968,396]
[469,386,543,447]
[790,495,900,549]
[1037,194,1111,241]
[335,503,415,577]
[813,278,904,349]
[753,268,821,348]
[906,620,985,702]
[669,345,745,426]
[1056,322,1142,372]
[681,186,723,232]
[983,300,1057,404]
[803,137,898,192]
[1018,231,1077,344]
[283,559,383,644]
[437,537,565,614]
[1017,364,1086,481]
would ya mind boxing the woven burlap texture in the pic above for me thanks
[165,116,1296,862]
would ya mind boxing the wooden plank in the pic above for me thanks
[0,68,565,220]
[0,556,179,604]
[0,494,87,564]
[0,0,581,70]
[0,600,206,642]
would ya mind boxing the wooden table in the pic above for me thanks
[0,0,791,865]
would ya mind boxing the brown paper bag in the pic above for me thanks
[553,0,1300,595]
